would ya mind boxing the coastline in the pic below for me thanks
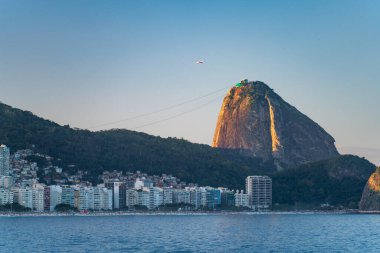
[0,210,362,217]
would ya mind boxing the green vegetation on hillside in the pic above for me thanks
[0,102,274,189]
[0,102,375,208]
[272,155,375,209]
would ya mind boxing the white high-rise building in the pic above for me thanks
[105,188,113,210]
[13,187,33,209]
[153,187,163,208]
[141,187,154,209]
[0,145,10,176]
[189,187,202,209]
[246,176,272,209]
[50,185,62,211]
[32,184,45,212]
[93,186,104,211]
[200,187,208,207]
[0,188,13,205]
[79,186,94,211]
[137,187,163,210]
[173,189,191,204]
[163,187,173,205]
[93,186,112,211]
[235,190,250,208]
[126,189,138,208]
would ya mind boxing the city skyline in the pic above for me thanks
[1,0,379,165]
[1,145,263,212]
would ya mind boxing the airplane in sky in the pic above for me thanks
[195,60,204,64]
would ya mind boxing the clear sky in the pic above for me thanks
[0,0,379,164]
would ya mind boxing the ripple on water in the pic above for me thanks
[1,214,380,252]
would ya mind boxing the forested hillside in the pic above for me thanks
[0,102,375,208]
[0,102,274,189]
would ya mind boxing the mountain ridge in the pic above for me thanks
[0,101,376,208]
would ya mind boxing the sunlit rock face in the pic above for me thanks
[212,81,339,168]
[359,168,380,210]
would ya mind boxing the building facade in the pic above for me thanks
[32,184,45,212]
[61,185,75,207]
[234,190,250,208]
[44,186,51,211]
[49,185,62,211]
[78,186,94,211]
[0,145,10,176]
[126,189,138,208]
[163,187,173,205]
[246,176,272,209]
[0,188,13,205]
[105,181,126,210]
[93,186,112,211]
[173,189,191,205]
[206,188,221,209]
[13,187,33,209]
[221,189,235,208]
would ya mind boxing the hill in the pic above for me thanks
[272,155,375,209]
[359,167,380,211]
[212,80,338,168]
[0,102,274,189]
[0,102,376,208]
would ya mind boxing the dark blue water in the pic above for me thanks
[1,214,380,252]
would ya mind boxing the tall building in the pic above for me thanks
[126,189,138,208]
[93,186,112,211]
[235,190,250,208]
[93,186,104,211]
[173,189,191,205]
[105,181,126,210]
[246,176,272,210]
[0,145,13,207]
[189,187,202,209]
[32,184,45,212]
[13,187,33,209]
[0,188,13,205]
[135,187,164,210]
[78,186,94,211]
[221,189,235,208]
[104,188,113,210]
[49,185,62,211]
[163,187,173,205]
[44,187,51,211]
[0,145,10,176]
[200,188,208,207]
[140,187,154,209]
[153,187,163,208]
[61,185,75,207]
[206,188,221,209]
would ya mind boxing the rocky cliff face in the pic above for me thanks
[212,81,339,168]
[359,168,380,211]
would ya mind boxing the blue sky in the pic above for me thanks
[0,0,379,164]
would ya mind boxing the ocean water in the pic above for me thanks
[1,214,380,252]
